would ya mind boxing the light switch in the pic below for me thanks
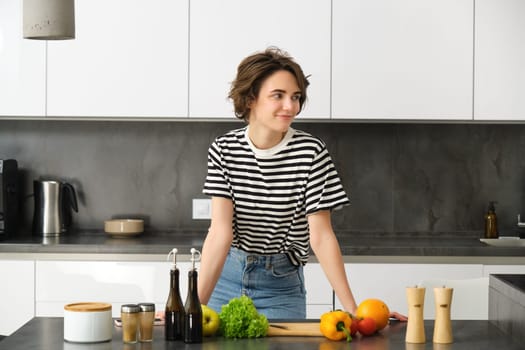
[192,198,211,220]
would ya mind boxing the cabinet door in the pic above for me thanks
[0,0,45,117]
[0,260,35,335]
[189,0,331,119]
[474,0,525,120]
[36,260,191,317]
[332,0,473,120]
[47,0,188,118]
[335,263,484,319]
[304,263,333,318]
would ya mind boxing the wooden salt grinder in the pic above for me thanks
[405,286,426,343]
[433,287,453,344]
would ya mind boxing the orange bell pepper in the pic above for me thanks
[320,310,353,342]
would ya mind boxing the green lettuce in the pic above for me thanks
[219,295,269,338]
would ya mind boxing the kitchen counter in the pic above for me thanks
[0,230,524,263]
[0,317,522,350]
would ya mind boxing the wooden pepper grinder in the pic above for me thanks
[433,286,453,344]
[405,286,426,343]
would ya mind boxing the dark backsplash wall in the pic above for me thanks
[2,120,525,236]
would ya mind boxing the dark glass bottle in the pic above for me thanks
[165,249,185,341]
[484,201,499,239]
[184,248,202,343]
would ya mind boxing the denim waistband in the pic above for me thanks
[229,246,292,267]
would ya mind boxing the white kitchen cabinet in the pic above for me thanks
[304,263,333,318]
[334,263,485,320]
[0,0,45,117]
[46,0,189,118]
[189,0,331,119]
[32,258,521,323]
[36,260,191,317]
[36,260,332,319]
[474,0,525,120]
[0,260,35,335]
[332,0,473,120]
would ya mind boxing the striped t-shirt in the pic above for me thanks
[203,126,350,265]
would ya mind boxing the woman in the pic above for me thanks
[198,47,398,320]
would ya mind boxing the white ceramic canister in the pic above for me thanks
[64,302,113,343]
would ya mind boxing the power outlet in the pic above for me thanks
[192,199,211,220]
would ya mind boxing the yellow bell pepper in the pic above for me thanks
[319,310,353,342]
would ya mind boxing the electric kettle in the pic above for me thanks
[33,180,78,236]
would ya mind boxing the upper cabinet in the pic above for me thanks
[332,0,474,120]
[474,0,525,121]
[189,0,331,119]
[47,0,189,118]
[0,0,45,117]
[3,0,524,122]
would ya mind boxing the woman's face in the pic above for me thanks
[248,70,301,135]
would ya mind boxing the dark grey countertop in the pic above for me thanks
[0,230,524,262]
[0,317,522,350]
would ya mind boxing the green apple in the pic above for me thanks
[202,304,220,336]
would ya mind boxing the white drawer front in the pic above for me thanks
[36,261,192,316]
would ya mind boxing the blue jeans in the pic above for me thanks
[207,247,306,319]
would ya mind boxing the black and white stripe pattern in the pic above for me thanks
[203,126,349,265]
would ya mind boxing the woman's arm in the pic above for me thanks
[308,210,358,314]
[197,196,234,305]
[309,210,408,321]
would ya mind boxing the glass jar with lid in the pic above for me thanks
[121,304,140,343]
[138,303,155,342]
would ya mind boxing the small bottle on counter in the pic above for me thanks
[165,248,185,341]
[121,304,140,344]
[138,302,155,342]
[485,201,499,239]
[184,248,202,343]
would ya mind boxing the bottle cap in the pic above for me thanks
[189,248,201,270]
[167,248,179,270]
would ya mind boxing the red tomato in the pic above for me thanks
[350,319,359,336]
[357,317,377,336]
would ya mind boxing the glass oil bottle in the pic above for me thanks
[184,248,202,343]
[165,248,185,340]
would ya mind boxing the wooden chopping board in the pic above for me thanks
[267,322,323,337]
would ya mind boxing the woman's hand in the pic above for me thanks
[155,310,165,322]
[389,311,408,322]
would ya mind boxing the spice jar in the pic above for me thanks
[138,303,155,342]
[121,304,140,343]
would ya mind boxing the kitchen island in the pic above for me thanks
[1,231,524,337]
[489,274,525,344]
[0,318,522,350]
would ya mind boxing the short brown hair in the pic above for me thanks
[228,47,310,121]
